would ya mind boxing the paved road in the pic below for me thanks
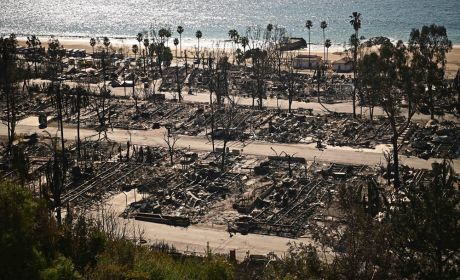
[29,78,460,122]
[2,123,458,172]
[104,190,306,261]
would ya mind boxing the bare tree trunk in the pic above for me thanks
[406,82,414,120]
[176,65,182,102]
[5,82,16,151]
[391,124,400,189]
[132,75,138,112]
[143,49,146,74]
[317,68,321,103]
[57,88,65,157]
[308,31,311,70]
[56,83,66,225]
[33,46,38,76]
[158,48,163,78]
[76,88,81,160]
[352,46,358,118]
[2,53,16,153]
[221,140,227,172]
[179,34,182,57]
[429,85,434,120]
[197,39,200,62]
[277,55,281,77]
[185,52,188,77]
[210,89,215,153]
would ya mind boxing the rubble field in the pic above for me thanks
[401,119,460,159]
[58,98,460,158]
[1,131,454,239]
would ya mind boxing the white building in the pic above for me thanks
[332,57,353,73]
[292,55,322,69]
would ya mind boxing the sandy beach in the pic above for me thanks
[16,37,460,78]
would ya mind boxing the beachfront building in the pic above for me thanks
[292,54,322,69]
[280,37,307,51]
[332,57,353,73]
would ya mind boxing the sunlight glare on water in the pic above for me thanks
[1,0,459,43]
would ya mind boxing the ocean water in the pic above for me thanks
[1,0,459,46]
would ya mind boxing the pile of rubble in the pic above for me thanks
[62,161,150,207]
[0,89,53,122]
[129,168,240,224]
[257,112,398,148]
[326,116,395,148]
[258,113,316,143]
[61,143,170,207]
[159,66,188,92]
[122,152,246,225]
[231,177,328,238]
[230,160,372,238]
[66,99,206,133]
[404,120,460,159]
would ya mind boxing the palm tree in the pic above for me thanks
[143,38,150,50]
[136,32,143,54]
[131,44,138,109]
[240,36,249,65]
[132,44,138,68]
[89,37,96,55]
[173,38,179,59]
[165,29,172,46]
[305,20,313,69]
[143,38,149,73]
[324,39,332,89]
[228,29,238,41]
[102,37,111,69]
[159,28,168,44]
[89,37,96,65]
[267,24,273,32]
[241,36,249,52]
[102,37,111,52]
[100,37,111,94]
[349,12,362,118]
[177,26,184,56]
[320,21,328,65]
[266,23,273,44]
[325,39,331,65]
[228,29,239,64]
[195,30,202,61]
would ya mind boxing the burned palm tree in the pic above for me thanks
[349,12,362,118]
[136,32,143,58]
[305,20,313,69]
[173,38,179,59]
[195,30,203,62]
[320,20,328,69]
[89,37,96,65]
[177,25,184,56]
[143,38,149,73]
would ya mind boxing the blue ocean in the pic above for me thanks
[1,0,459,45]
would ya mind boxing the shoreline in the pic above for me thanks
[15,35,348,52]
[15,36,460,78]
